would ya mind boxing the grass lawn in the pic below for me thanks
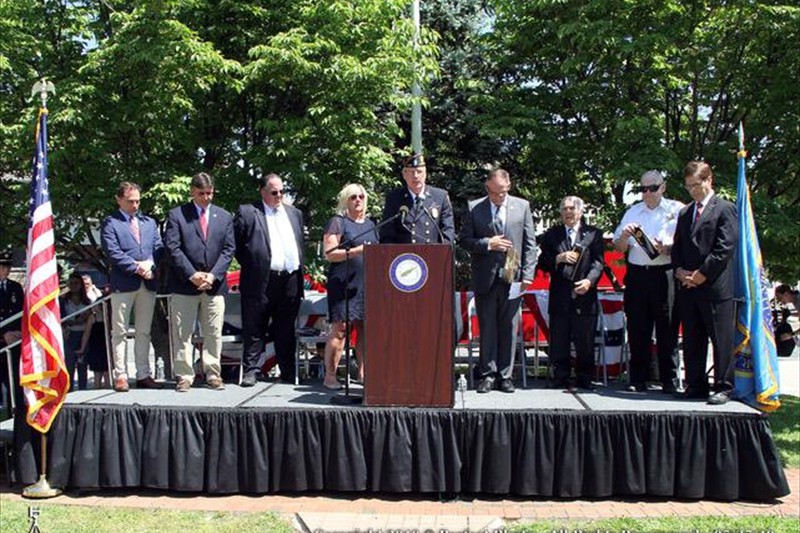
[0,497,295,533]
[509,516,800,533]
[769,394,800,468]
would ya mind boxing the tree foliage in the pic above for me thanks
[0,0,797,280]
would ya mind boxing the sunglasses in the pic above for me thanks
[270,190,284,196]
[349,194,365,200]
[636,184,662,193]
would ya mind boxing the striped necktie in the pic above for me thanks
[130,216,140,244]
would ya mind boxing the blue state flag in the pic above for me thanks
[733,126,781,411]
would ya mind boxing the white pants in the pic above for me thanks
[170,292,225,382]
[110,285,156,380]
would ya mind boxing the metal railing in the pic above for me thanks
[0,295,113,414]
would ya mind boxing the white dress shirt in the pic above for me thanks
[614,198,684,266]
[264,202,300,273]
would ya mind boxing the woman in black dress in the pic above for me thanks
[321,183,377,389]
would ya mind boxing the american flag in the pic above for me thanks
[19,108,69,433]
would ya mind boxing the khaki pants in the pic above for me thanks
[170,292,225,382]
[111,285,156,380]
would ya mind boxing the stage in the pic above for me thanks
[14,381,791,501]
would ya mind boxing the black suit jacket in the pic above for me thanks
[164,203,235,295]
[234,201,305,298]
[379,185,455,244]
[671,194,738,301]
[538,223,605,316]
[0,278,24,341]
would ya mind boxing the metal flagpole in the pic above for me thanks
[411,0,422,154]
[23,78,62,499]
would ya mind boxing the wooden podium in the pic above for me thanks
[363,244,454,407]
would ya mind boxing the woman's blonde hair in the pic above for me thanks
[336,183,368,215]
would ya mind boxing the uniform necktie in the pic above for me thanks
[130,216,140,244]
[0,280,5,293]
[199,208,208,240]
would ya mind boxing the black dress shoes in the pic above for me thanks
[576,379,595,391]
[476,378,493,394]
[499,379,515,393]
[708,390,732,405]
[240,372,257,387]
[626,383,646,392]
[661,382,677,394]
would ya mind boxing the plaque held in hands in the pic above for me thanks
[632,225,659,260]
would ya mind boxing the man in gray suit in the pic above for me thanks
[460,169,537,393]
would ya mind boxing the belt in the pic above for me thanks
[628,263,672,272]
[270,270,294,278]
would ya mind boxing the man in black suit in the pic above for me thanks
[165,173,235,392]
[672,161,738,405]
[0,252,24,409]
[234,173,305,386]
[380,153,455,244]
[460,169,537,393]
[538,196,605,390]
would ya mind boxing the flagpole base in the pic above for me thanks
[23,475,61,499]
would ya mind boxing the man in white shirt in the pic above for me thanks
[234,173,305,386]
[614,170,684,393]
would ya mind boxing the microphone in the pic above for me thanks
[398,205,409,224]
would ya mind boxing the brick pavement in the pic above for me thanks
[1,469,796,530]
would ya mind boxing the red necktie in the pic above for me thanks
[693,201,703,227]
[130,216,140,244]
[199,208,208,240]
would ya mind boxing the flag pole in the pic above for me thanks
[22,78,62,499]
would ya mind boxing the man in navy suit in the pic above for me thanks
[165,173,235,392]
[460,169,537,393]
[672,161,738,405]
[538,196,605,391]
[234,173,305,386]
[101,182,164,392]
[380,153,455,244]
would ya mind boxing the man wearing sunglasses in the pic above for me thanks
[234,173,305,387]
[613,171,684,394]
[379,153,455,244]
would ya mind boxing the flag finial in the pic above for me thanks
[31,79,55,108]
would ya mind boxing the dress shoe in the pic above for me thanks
[576,379,596,391]
[113,376,129,392]
[499,379,515,393]
[136,376,162,389]
[549,380,569,390]
[661,382,677,394]
[206,376,225,391]
[626,383,646,392]
[707,390,732,405]
[476,378,493,394]
[240,372,257,387]
[175,378,191,393]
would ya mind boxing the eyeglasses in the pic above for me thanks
[349,194,365,200]
[636,184,662,193]
[270,190,284,196]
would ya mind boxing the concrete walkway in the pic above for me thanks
[1,469,797,531]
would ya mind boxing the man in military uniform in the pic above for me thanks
[380,153,455,244]
[0,251,24,410]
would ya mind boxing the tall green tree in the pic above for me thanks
[484,0,799,278]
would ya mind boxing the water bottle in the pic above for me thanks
[155,357,165,381]
[457,373,467,393]
[457,373,468,409]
